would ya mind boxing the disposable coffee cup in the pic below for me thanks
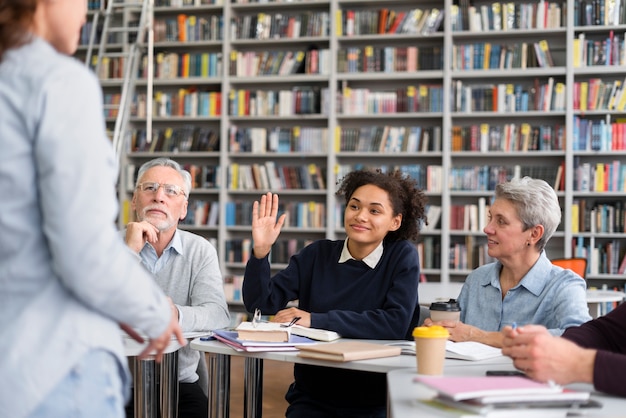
[429,298,461,323]
[412,325,449,375]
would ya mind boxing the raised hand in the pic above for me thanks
[251,192,286,258]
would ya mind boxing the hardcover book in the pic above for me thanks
[296,341,401,362]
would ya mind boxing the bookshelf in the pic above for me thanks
[81,0,626,311]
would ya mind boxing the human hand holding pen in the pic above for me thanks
[273,307,310,328]
[501,324,596,386]
[251,192,286,259]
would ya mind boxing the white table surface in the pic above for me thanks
[387,366,626,417]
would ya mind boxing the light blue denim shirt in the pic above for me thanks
[458,251,591,335]
[0,37,172,417]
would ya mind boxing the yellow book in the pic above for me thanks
[595,163,605,192]
[571,201,580,233]
[201,52,209,77]
[483,42,491,69]
[334,126,341,152]
[572,38,580,67]
[335,10,343,36]
[580,81,588,111]
[238,89,246,116]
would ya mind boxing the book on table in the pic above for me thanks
[235,320,341,342]
[386,340,503,361]
[213,329,317,352]
[235,321,290,342]
[415,375,596,417]
[296,341,401,362]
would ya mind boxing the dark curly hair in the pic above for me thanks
[0,0,36,62]
[336,169,427,242]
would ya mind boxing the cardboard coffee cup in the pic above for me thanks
[412,325,449,375]
[429,298,461,322]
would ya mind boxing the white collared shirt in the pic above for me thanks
[338,238,384,269]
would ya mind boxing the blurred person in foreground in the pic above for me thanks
[502,303,626,397]
[0,2,184,417]
[424,176,591,347]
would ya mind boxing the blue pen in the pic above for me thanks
[511,322,517,330]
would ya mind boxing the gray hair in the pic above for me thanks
[495,176,561,252]
[135,158,192,198]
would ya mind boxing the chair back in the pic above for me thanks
[551,258,587,279]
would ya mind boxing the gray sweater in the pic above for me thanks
[138,229,230,382]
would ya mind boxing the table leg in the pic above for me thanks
[160,351,179,418]
[244,358,263,418]
[207,353,230,418]
[132,357,158,418]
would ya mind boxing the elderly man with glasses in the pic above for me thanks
[124,157,230,418]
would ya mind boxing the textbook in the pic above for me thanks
[289,325,341,342]
[386,340,503,361]
[414,375,565,402]
[296,341,401,362]
[213,329,317,352]
[235,321,290,342]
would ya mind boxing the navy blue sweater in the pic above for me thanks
[243,239,421,407]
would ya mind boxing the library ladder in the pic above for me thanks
[93,0,155,160]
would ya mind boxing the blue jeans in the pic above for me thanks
[30,349,125,418]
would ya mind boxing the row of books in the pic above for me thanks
[133,90,222,118]
[182,199,219,227]
[573,78,626,112]
[130,127,220,153]
[449,164,562,191]
[103,93,120,119]
[228,162,326,191]
[123,163,219,192]
[224,200,326,228]
[574,0,626,26]
[574,159,626,192]
[230,11,329,40]
[229,49,328,77]
[460,1,563,32]
[224,238,312,264]
[138,52,223,79]
[573,116,626,151]
[452,123,565,153]
[229,126,328,154]
[453,1,565,31]
[449,237,495,271]
[418,237,442,270]
[154,14,223,43]
[571,199,626,234]
[451,40,555,70]
[155,0,222,6]
[228,87,327,117]
[337,126,442,153]
[573,32,626,68]
[573,238,626,275]
[337,8,443,37]
[337,46,443,74]
[335,164,443,194]
[339,85,444,115]
[450,199,489,233]
[452,78,564,112]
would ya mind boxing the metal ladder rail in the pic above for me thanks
[95,1,143,81]
[111,0,153,160]
[84,3,103,67]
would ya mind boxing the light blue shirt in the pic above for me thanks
[0,37,172,417]
[137,229,230,382]
[458,251,591,335]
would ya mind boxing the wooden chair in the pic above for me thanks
[551,257,588,279]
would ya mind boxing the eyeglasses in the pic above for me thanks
[136,182,187,198]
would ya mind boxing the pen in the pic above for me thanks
[511,322,517,330]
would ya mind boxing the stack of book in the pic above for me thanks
[414,375,599,417]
